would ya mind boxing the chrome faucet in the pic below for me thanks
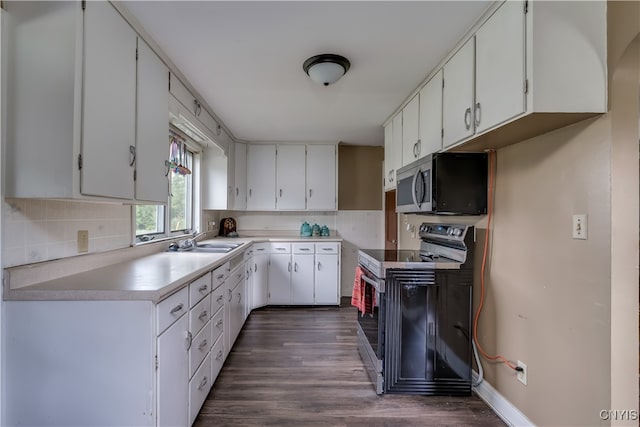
[184,231,207,249]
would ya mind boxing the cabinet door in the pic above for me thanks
[306,145,337,210]
[418,70,443,157]
[247,144,276,210]
[383,123,394,190]
[401,94,420,166]
[391,113,403,178]
[268,254,291,304]
[315,254,339,305]
[475,1,525,134]
[276,145,306,210]
[442,37,475,149]
[252,254,269,308]
[135,38,169,203]
[157,314,189,427]
[292,254,315,304]
[233,143,247,210]
[82,1,137,199]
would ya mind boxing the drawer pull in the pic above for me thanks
[216,350,223,360]
[238,273,243,279]
[216,295,224,303]
[216,274,224,280]
[276,248,286,251]
[228,289,233,302]
[321,248,333,251]
[216,319,223,328]
[237,292,241,304]
[185,331,193,351]
[198,311,208,321]
[198,376,208,390]
[170,303,184,315]
[198,339,208,350]
[300,248,310,251]
[198,285,208,293]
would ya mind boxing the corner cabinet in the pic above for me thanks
[4,1,169,202]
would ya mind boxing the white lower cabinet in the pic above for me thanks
[158,313,190,427]
[189,352,212,426]
[292,244,315,304]
[251,244,270,308]
[314,243,341,305]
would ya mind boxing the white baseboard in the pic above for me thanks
[472,371,536,427]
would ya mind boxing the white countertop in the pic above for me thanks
[4,235,342,303]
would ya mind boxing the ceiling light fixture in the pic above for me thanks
[303,54,351,86]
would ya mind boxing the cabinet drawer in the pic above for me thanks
[212,305,224,342]
[211,285,225,316]
[189,351,212,426]
[229,264,245,286]
[189,272,212,308]
[211,333,224,383]
[243,245,254,260]
[253,242,269,254]
[157,287,189,335]
[189,294,211,336]
[212,262,230,288]
[316,242,340,254]
[293,243,315,254]
[270,242,291,254]
[189,319,212,379]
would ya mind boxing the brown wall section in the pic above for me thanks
[338,145,384,210]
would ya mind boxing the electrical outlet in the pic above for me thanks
[77,230,89,253]
[517,360,527,385]
[572,214,587,240]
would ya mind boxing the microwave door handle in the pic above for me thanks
[411,169,420,209]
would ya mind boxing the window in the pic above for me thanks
[135,131,198,243]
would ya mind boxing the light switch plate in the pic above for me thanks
[572,214,587,240]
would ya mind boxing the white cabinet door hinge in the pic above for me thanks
[524,0,528,14]
[78,154,83,170]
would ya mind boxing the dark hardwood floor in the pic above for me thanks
[194,305,506,427]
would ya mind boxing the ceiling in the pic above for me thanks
[123,1,492,146]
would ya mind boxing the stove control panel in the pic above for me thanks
[419,224,468,241]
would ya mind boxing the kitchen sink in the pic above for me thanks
[167,241,244,253]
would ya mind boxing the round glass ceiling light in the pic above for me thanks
[303,54,351,86]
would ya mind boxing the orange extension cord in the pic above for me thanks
[472,150,518,371]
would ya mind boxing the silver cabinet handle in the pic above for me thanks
[236,187,239,196]
[294,262,298,272]
[317,261,322,271]
[237,292,241,304]
[170,303,184,315]
[228,289,233,302]
[198,339,208,350]
[129,145,136,167]
[464,107,472,130]
[216,350,223,360]
[185,331,193,351]
[216,274,224,280]
[416,139,421,157]
[474,102,481,127]
[300,248,310,251]
[276,247,286,251]
[216,294,224,303]
[309,188,313,198]
[198,376,208,390]
[413,141,419,158]
[198,285,208,293]
[288,262,292,272]
[198,310,208,321]
[322,248,333,251]
[279,189,283,197]
[216,319,223,327]
[254,263,257,272]
[249,188,252,197]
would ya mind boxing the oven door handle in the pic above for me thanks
[360,273,380,292]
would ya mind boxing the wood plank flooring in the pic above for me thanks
[194,305,506,427]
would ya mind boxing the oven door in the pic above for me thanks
[356,269,385,394]
[396,159,432,213]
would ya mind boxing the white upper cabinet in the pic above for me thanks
[247,144,277,210]
[81,1,137,199]
[383,122,394,191]
[474,0,525,134]
[169,74,220,143]
[418,69,443,157]
[233,143,247,210]
[4,2,171,202]
[306,145,336,211]
[135,38,170,203]
[401,94,420,166]
[442,37,475,149]
[276,145,306,210]
[388,0,606,153]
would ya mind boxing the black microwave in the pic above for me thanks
[395,152,487,215]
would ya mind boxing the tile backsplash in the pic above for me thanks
[3,199,132,268]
